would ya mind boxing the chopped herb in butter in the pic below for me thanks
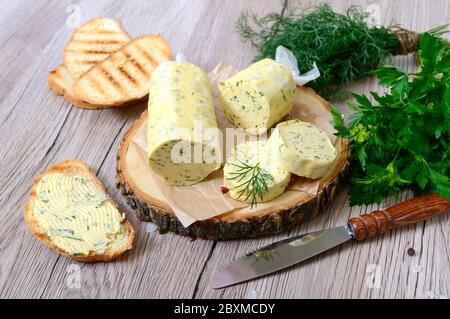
[32,172,125,256]
[219,58,295,135]
[267,119,337,179]
[147,62,221,185]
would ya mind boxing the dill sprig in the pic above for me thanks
[236,4,448,98]
[227,161,274,207]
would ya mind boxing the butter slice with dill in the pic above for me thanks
[267,119,337,179]
[224,141,291,205]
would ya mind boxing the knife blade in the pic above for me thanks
[211,194,450,289]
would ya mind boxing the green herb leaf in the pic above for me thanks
[236,4,448,98]
[373,65,409,96]
[227,161,275,207]
[330,105,347,133]
[419,33,446,73]
[332,33,450,205]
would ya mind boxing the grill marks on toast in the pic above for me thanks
[117,64,138,84]
[123,50,150,77]
[48,65,114,109]
[73,35,172,105]
[64,18,131,79]
[50,18,173,108]
[76,30,123,35]
[135,42,158,67]
[66,49,117,55]
[83,71,109,100]
[69,39,126,45]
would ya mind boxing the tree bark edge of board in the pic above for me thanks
[116,160,349,240]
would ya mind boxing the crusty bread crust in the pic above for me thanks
[48,65,97,109]
[24,160,135,262]
[48,68,66,95]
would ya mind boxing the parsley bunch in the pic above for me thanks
[332,33,450,205]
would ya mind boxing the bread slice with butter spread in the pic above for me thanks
[24,160,135,262]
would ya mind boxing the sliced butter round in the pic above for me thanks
[219,58,296,135]
[224,141,291,204]
[267,119,337,179]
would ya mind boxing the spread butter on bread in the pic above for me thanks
[24,160,135,262]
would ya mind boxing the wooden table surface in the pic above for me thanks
[0,0,449,299]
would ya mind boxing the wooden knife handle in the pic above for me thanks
[348,194,450,241]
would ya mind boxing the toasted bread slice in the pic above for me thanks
[24,160,135,262]
[48,65,147,109]
[48,65,68,96]
[64,18,132,80]
[48,65,110,109]
[73,35,172,106]
[48,65,96,109]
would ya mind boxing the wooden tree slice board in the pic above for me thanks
[117,82,349,240]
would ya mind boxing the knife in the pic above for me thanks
[211,194,450,289]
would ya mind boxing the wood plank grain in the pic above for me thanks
[0,0,448,299]
[0,0,285,298]
[0,0,79,105]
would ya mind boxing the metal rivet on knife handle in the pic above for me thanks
[348,194,450,241]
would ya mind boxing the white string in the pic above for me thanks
[175,52,188,63]
[275,45,320,86]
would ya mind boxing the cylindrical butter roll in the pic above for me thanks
[147,62,221,185]
[267,119,337,179]
[218,58,296,135]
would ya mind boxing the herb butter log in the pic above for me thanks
[267,119,337,179]
[224,141,291,205]
[219,58,296,134]
[147,62,221,185]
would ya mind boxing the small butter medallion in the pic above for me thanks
[266,119,337,179]
[223,141,291,205]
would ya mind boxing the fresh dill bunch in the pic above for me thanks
[236,4,448,98]
[226,161,274,207]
